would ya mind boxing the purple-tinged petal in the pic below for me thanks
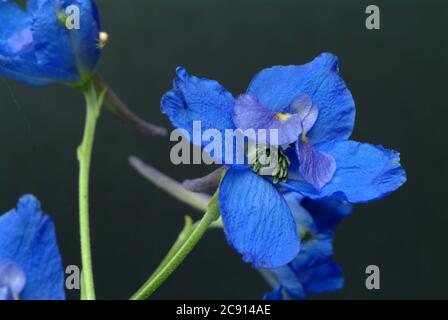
[247,53,355,143]
[233,94,302,145]
[0,286,13,300]
[0,261,26,296]
[219,169,300,269]
[297,141,336,191]
[290,95,318,133]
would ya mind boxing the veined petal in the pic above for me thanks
[29,0,101,79]
[283,140,407,203]
[233,94,302,145]
[247,53,355,142]
[297,141,336,191]
[161,67,235,143]
[219,169,300,268]
[0,195,65,300]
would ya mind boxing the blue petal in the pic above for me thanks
[283,140,407,203]
[301,262,344,294]
[0,195,65,300]
[0,0,101,85]
[247,53,355,142]
[28,0,101,80]
[0,286,13,300]
[0,55,76,86]
[301,197,353,232]
[263,287,287,300]
[292,233,334,268]
[233,94,302,145]
[268,266,306,300]
[283,192,316,233]
[0,0,32,55]
[161,67,235,143]
[0,261,26,296]
[219,169,300,268]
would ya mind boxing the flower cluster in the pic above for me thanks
[162,53,406,297]
[0,0,407,300]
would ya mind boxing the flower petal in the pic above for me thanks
[265,266,305,300]
[301,197,353,232]
[0,0,32,55]
[28,0,101,78]
[283,140,407,203]
[247,53,355,141]
[0,195,65,300]
[297,141,336,191]
[301,262,344,294]
[219,169,300,268]
[0,261,26,296]
[290,95,318,133]
[0,286,13,300]
[233,94,302,145]
[161,67,235,143]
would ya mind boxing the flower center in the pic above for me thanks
[249,145,291,184]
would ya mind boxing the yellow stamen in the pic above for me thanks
[275,113,292,122]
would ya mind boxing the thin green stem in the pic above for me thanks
[130,192,221,300]
[77,82,106,300]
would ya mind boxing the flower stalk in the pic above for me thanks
[77,82,106,300]
[130,191,221,300]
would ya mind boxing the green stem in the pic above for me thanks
[130,193,221,300]
[77,82,106,300]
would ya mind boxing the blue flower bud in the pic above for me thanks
[0,0,102,86]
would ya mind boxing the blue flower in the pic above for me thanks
[263,193,352,300]
[0,0,101,86]
[161,53,406,269]
[0,195,65,300]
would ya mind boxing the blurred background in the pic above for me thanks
[0,0,446,299]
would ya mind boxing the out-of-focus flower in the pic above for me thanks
[263,193,352,300]
[0,0,101,86]
[0,195,65,300]
[161,53,406,269]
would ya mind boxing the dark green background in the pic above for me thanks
[0,0,446,299]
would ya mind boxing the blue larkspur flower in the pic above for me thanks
[0,195,65,300]
[0,0,101,86]
[262,193,352,300]
[161,53,406,268]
